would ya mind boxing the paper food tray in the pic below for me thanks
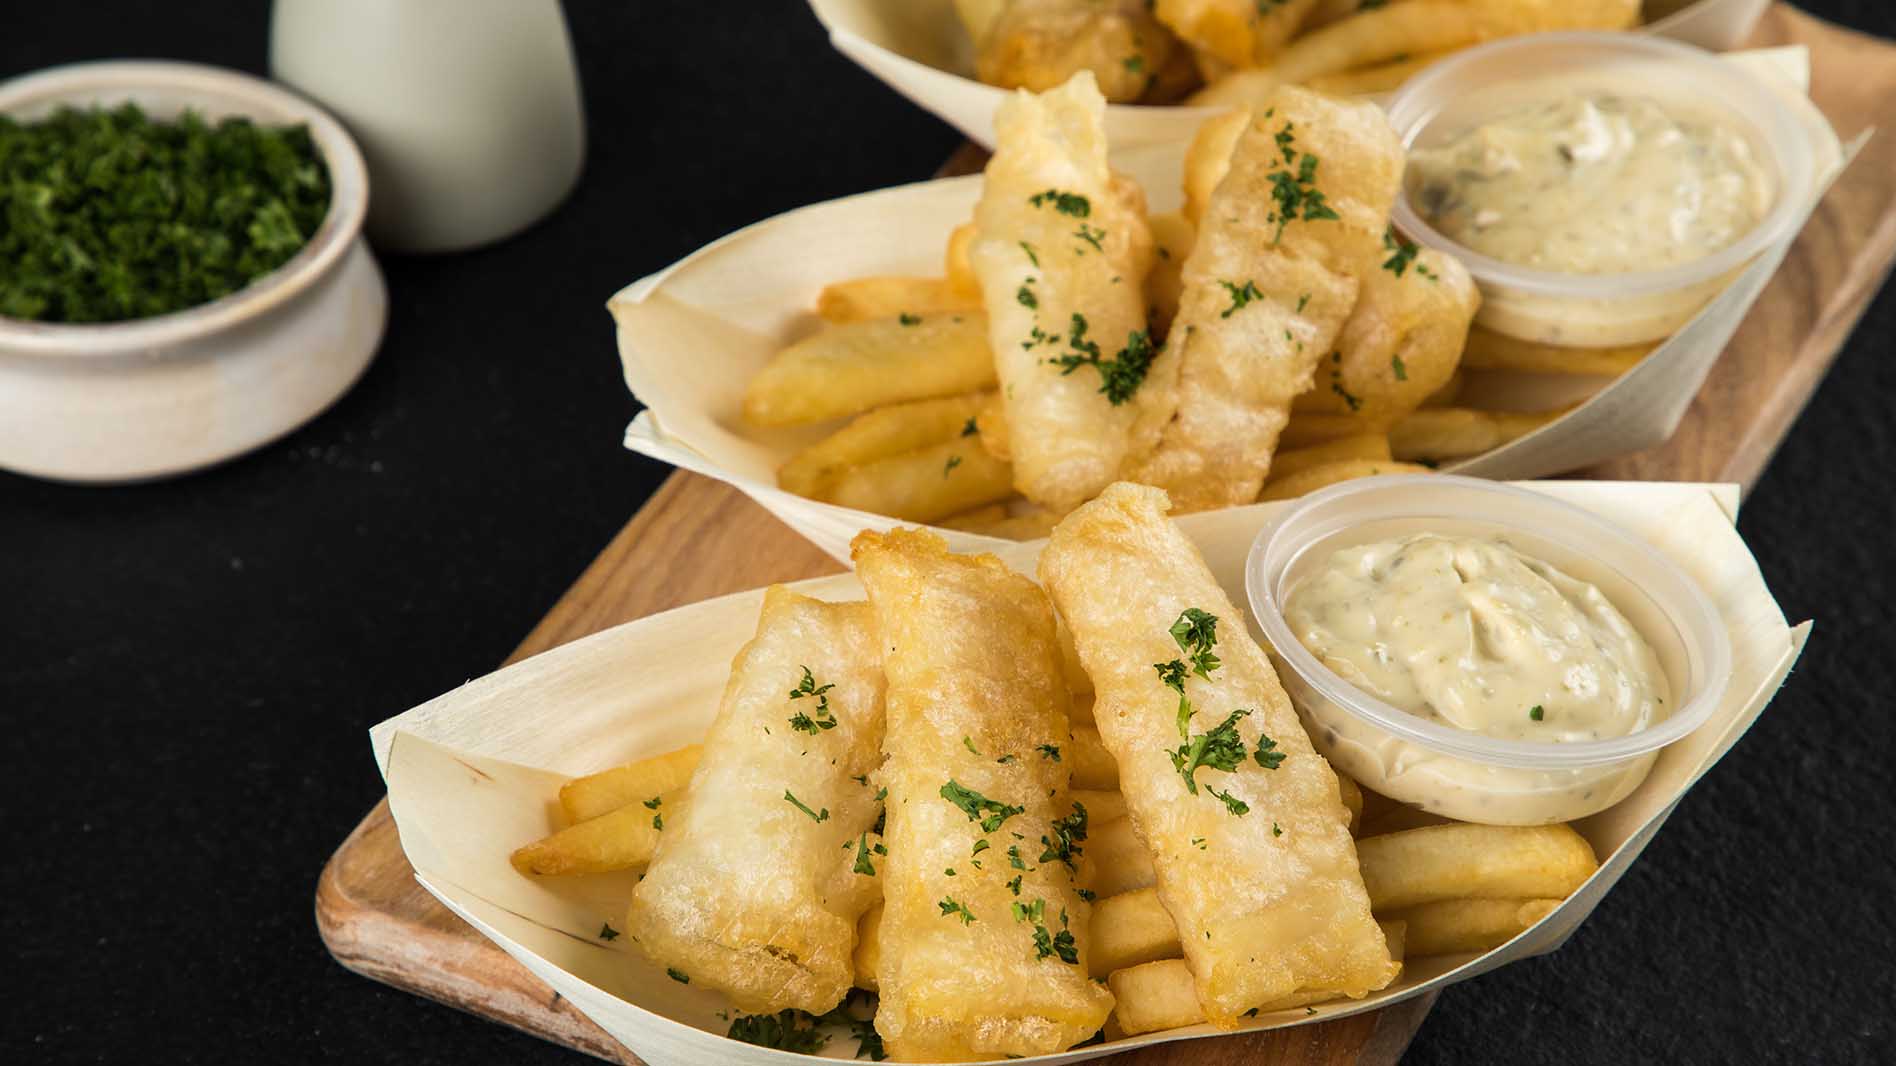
[373,480,1807,1066]
[806,0,1773,151]
[610,48,1850,564]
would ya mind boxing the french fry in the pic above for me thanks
[1460,325,1655,376]
[1389,897,1562,957]
[815,277,983,324]
[964,507,1065,541]
[936,502,1012,532]
[511,795,678,876]
[742,312,995,427]
[1356,823,1599,911]
[1106,919,1407,1034]
[1181,106,1249,227]
[1144,210,1196,338]
[1251,0,1323,62]
[1073,787,1127,824]
[1306,48,1456,95]
[1335,771,1364,835]
[821,437,1015,523]
[1155,0,1264,68]
[945,222,981,300]
[1280,411,1372,447]
[1359,802,1455,837]
[1258,459,1432,501]
[1108,958,1207,1036]
[559,745,702,824]
[1264,434,1392,484]
[778,392,993,498]
[974,392,1011,461]
[1070,725,1118,789]
[1189,0,1640,106]
[1422,369,1463,407]
[1387,406,1566,462]
[1089,816,1158,897]
[1302,0,1418,33]
[1089,887,1181,977]
[853,902,884,991]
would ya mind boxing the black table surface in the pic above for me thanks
[5,4,1893,1064]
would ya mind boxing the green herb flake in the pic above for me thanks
[0,104,333,323]
[898,311,921,326]
[1254,734,1286,770]
[1392,353,1408,381]
[787,666,838,734]
[944,455,963,477]
[598,922,620,941]
[1046,313,1156,405]
[784,790,830,823]
[853,832,877,876]
[667,967,691,984]
[939,896,977,924]
[1017,282,1038,309]
[1036,743,1062,762]
[1028,189,1091,217]
[726,1010,828,1053]
[940,779,1026,833]
[1530,704,1545,721]
[1218,279,1263,319]
[961,416,979,437]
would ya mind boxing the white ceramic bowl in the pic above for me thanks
[0,60,385,483]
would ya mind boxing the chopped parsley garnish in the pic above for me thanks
[667,968,691,984]
[944,454,963,477]
[945,868,956,876]
[1039,802,1089,868]
[1170,608,1222,681]
[898,312,921,326]
[1124,55,1145,74]
[645,796,665,830]
[1265,124,1340,243]
[1006,874,1023,895]
[1076,887,1096,901]
[1036,743,1062,761]
[1074,223,1106,252]
[961,416,979,437]
[1332,380,1362,412]
[1207,785,1249,817]
[643,796,663,809]
[1254,734,1286,770]
[1192,836,1206,850]
[1008,844,1029,870]
[0,104,333,324]
[1529,704,1545,721]
[1382,226,1420,276]
[1218,279,1263,319]
[726,1010,828,1053]
[940,779,1025,832]
[939,896,977,924]
[1046,313,1156,405]
[972,839,991,857]
[1028,189,1091,217]
[1033,923,1080,964]
[1272,822,1283,837]
[1296,292,1311,313]
[1170,708,1253,804]
[784,790,830,823]
[1392,353,1408,381]
[963,735,980,755]
[1017,281,1038,309]
[788,666,838,733]
[852,832,877,876]
[1020,240,1039,267]
[598,922,620,941]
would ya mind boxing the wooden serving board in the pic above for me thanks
[316,6,1895,1063]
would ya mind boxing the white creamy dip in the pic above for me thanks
[1284,533,1670,746]
[1407,93,1772,275]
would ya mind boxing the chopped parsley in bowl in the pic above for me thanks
[0,103,332,324]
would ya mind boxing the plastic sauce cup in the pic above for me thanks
[1245,475,1733,825]
[1385,33,1813,348]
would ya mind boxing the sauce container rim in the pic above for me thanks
[1244,475,1734,770]
[1383,31,1814,300]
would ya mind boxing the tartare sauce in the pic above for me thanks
[1284,533,1669,746]
[1407,93,1771,275]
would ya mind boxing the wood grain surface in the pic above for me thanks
[315,6,1896,1063]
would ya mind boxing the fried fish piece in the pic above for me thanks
[1039,482,1397,1025]
[853,528,1114,1061]
[1293,236,1479,425]
[1124,87,1402,511]
[976,0,1180,103]
[971,73,1157,513]
[627,587,886,1014]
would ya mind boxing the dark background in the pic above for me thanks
[4,3,1892,1063]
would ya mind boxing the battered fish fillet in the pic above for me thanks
[1294,240,1479,425]
[972,72,1156,514]
[852,528,1114,1061]
[627,587,885,1015]
[977,0,1180,103]
[1124,86,1402,512]
[1038,483,1397,1025]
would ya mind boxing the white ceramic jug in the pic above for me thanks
[269,0,585,252]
